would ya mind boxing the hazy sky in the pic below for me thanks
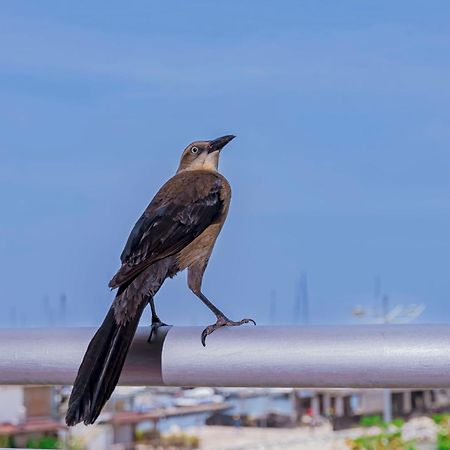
[1,1,450,327]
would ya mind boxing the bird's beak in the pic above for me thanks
[208,135,236,153]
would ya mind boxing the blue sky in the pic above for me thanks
[1,1,450,327]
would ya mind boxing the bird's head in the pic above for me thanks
[177,135,235,173]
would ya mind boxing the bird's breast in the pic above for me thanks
[176,222,224,270]
[175,171,231,271]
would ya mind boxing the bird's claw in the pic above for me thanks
[147,321,169,343]
[201,317,256,347]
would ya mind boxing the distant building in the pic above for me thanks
[293,388,450,429]
[0,386,63,448]
[0,386,25,425]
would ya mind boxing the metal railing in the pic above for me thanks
[0,324,449,387]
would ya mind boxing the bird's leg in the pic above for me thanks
[196,292,256,346]
[147,297,168,343]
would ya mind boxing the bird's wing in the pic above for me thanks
[109,175,224,289]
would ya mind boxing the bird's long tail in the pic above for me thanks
[65,300,146,426]
[66,259,174,426]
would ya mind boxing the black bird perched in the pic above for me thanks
[66,135,255,426]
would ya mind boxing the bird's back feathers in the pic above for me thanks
[109,171,227,290]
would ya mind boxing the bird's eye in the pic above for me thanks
[191,146,199,154]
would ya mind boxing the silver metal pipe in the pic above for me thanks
[0,325,449,388]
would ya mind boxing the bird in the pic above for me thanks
[65,135,255,426]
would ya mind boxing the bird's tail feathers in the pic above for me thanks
[66,260,175,426]
[65,301,146,426]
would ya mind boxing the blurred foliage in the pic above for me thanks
[346,432,416,450]
[436,416,450,450]
[391,418,405,428]
[26,435,61,448]
[0,436,14,447]
[359,415,404,429]
[359,415,387,428]
[434,414,450,425]
[135,428,145,441]
[438,429,450,450]
[349,417,413,450]
[135,428,160,442]
[161,432,200,448]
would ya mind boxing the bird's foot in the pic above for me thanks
[201,316,256,347]
[147,320,169,343]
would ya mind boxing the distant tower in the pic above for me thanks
[294,272,309,325]
[59,293,67,326]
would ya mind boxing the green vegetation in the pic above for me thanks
[359,415,387,428]
[26,435,61,449]
[0,434,65,449]
[434,414,450,425]
[438,428,450,450]
[435,415,450,450]
[391,418,405,428]
[0,436,14,448]
[134,429,200,449]
[359,415,404,429]
[346,432,416,450]
[349,417,414,450]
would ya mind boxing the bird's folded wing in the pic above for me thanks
[109,176,223,289]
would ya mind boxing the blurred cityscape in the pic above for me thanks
[0,385,449,449]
